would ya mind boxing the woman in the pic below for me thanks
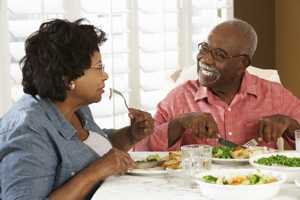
[0,19,154,200]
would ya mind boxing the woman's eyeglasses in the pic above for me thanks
[91,63,105,72]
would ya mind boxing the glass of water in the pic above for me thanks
[295,130,300,152]
[181,144,212,177]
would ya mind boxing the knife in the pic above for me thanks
[218,137,239,148]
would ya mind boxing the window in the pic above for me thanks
[0,0,233,128]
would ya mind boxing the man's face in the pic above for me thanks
[197,27,248,90]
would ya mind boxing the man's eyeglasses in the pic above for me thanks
[198,42,251,65]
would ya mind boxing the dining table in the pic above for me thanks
[91,152,300,200]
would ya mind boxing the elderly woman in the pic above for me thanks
[0,19,154,200]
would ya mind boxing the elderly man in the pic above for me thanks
[135,19,300,151]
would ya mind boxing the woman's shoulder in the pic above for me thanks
[0,95,49,137]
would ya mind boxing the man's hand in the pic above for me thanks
[258,114,298,143]
[171,112,218,140]
[128,108,154,143]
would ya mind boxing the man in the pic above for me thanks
[134,19,300,151]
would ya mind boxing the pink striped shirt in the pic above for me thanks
[134,71,300,151]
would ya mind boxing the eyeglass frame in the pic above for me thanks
[90,63,106,73]
[197,42,251,66]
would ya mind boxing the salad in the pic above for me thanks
[213,146,250,159]
[202,172,277,185]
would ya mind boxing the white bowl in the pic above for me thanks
[249,151,300,182]
[195,169,286,200]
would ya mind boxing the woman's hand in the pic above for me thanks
[128,108,154,143]
[92,148,135,178]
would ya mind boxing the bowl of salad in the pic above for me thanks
[195,169,286,200]
[249,151,300,182]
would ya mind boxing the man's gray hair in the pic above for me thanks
[214,19,258,58]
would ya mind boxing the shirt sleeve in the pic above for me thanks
[0,127,57,200]
[277,86,300,147]
[148,99,183,151]
[280,87,300,123]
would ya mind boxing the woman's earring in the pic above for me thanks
[69,81,76,90]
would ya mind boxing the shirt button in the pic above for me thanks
[228,108,231,111]
[228,132,232,136]
[71,172,75,176]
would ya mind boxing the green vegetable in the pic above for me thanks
[248,174,260,184]
[256,155,300,167]
[202,175,218,183]
[146,154,161,162]
[212,146,234,159]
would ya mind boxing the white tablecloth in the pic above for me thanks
[92,173,300,200]
[92,153,300,200]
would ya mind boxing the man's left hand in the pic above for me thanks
[128,108,154,143]
[258,114,296,143]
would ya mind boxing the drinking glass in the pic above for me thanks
[295,130,300,152]
[180,144,212,177]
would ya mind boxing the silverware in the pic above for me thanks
[218,137,239,148]
[110,88,129,110]
[218,137,259,149]
[276,137,284,151]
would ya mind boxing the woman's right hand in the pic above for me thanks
[92,148,135,179]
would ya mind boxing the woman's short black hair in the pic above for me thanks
[20,18,107,101]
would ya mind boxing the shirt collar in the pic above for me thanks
[239,71,258,97]
[194,71,258,102]
[39,98,76,140]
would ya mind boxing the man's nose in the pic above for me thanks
[200,51,214,65]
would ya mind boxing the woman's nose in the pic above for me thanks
[101,71,109,81]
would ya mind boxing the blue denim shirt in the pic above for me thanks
[0,95,112,200]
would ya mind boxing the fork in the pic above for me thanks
[243,137,284,151]
[109,88,129,110]
[242,138,259,148]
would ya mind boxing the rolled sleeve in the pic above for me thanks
[148,123,182,151]
[1,129,57,200]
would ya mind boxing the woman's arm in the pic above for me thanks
[1,129,134,200]
[49,148,134,200]
[108,108,154,151]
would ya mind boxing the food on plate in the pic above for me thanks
[212,146,251,159]
[255,155,300,167]
[135,154,162,169]
[160,151,182,169]
[134,152,182,170]
[201,172,278,185]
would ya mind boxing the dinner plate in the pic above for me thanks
[127,167,168,176]
[127,151,168,176]
[212,157,249,165]
[295,178,300,188]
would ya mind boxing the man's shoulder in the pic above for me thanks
[251,73,285,90]
[249,73,293,98]
[168,79,199,96]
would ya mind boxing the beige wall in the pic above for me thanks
[275,0,300,97]
[234,0,300,97]
[234,0,275,69]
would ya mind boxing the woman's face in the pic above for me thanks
[71,51,108,105]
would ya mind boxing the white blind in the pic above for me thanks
[1,0,233,128]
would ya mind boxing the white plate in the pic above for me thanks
[127,151,168,176]
[249,151,300,182]
[212,157,249,165]
[295,178,300,187]
[127,167,167,176]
